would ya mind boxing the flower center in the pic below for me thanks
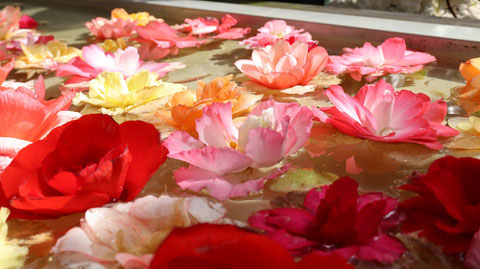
[378,127,394,136]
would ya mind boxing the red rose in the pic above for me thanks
[0,114,167,219]
[148,223,353,269]
[400,156,480,253]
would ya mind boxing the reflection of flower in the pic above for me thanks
[447,115,480,149]
[0,208,28,268]
[235,40,328,90]
[455,57,480,114]
[400,156,480,253]
[179,14,250,40]
[326,37,436,82]
[14,40,82,71]
[72,71,187,122]
[249,177,405,263]
[52,195,227,269]
[111,8,162,26]
[143,75,261,137]
[150,223,353,269]
[240,19,314,49]
[164,101,312,200]
[57,45,185,84]
[1,114,168,219]
[312,80,458,150]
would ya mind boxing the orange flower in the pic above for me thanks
[144,75,262,137]
[456,57,480,114]
[111,8,162,26]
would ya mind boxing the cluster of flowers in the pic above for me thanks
[0,5,479,269]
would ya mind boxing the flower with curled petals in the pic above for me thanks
[326,37,436,82]
[111,8,162,26]
[240,19,314,49]
[249,177,405,263]
[235,39,329,90]
[455,57,480,114]
[0,6,34,42]
[179,14,250,40]
[163,100,313,200]
[51,195,227,269]
[0,114,168,219]
[85,16,135,39]
[312,80,458,150]
[72,71,187,123]
[57,44,185,85]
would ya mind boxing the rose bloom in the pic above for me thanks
[72,71,187,123]
[0,6,34,41]
[0,208,28,268]
[149,224,353,269]
[52,195,228,269]
[85,16,135,39]
[0,114,168,219]
[312,79,458,150]
[111,8,163,26]
[235,39,329,90]
[144,75,262,137]
[164,100,312,200]
[400,156,480,253]
[239,19,314,49]
[326,37,436,82]
[249,177,405,263]
[57,44,185,85]
[455,57,480,114]
[14,40,82,71]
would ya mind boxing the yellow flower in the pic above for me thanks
[0,208,28,269]
[15,41,81,71]
[447,115,480,149]
[97,38,127,53]
[111,8,163,26]
[73,71,187,122]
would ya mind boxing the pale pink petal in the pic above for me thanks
[244,127,286,168]
[195,102,238,148]
[116,253,152,269]
[114,46,141,75]
[164,131,205,156]
[82,44,115,70]
[380,37,406,63]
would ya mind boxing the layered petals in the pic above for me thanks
[15,40,82,71]
[85,17,135,39]
[456,57,480,113]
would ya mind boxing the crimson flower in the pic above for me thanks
[19,15,37,29]
[400,156,480,253]
[149,223,353,269]
[0,114,167,219]
[249,177,405,263]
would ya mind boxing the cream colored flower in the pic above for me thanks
[97,38,127,53]
[0,208,28,269]
[73,71,187,122]
[15,41,81,71]
[447,115,480,149]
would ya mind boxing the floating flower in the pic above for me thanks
[312,80,458,150]
[249,177,405,263]
[85,16,135,39]
[19,15,37,29]
[134,21,207,60]
[0,114,168,219]
[111,8,162,26]
[235,40,329,90]
[0,208,28,268]
[179,14,250,40]
[144,75,262,137]
[240,19,314,49]
[149,224,352,269]
[52,195,227,269]
[164,100,313,200]
[14,40,82,72]
[0,71,80,173]
[96,37,127,53]
[400,156,480,253]
[57,45,185,85]
[326,37,436,82]
[447,115,480,149]
[0,6,33,42]
[72,71,187,122]
[455,57,480,114]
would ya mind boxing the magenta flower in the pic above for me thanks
[312,80,458,150]
[235,40,329,90]
[240,19,314,49]
[57,44,185,85]
[326,37,436,82]
[85,17,135,39]
[163,100,313,200]
[248,177,405,263]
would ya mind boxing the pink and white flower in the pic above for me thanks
[179,14,250,40]
[326,37,436,82]
[312,80,458,150]
[85,17,135,39]
[57,45,185,85]
[240,19,314,49]
[51,195,229,269]
[164,100,313,200]
[134,21,208,60]
[234,40,329,90]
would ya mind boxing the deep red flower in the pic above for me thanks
[19,15,38,29]
[0,114,168,219]
[148,223,353,269]
[400,156,480,253]
[249,177,405,263]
